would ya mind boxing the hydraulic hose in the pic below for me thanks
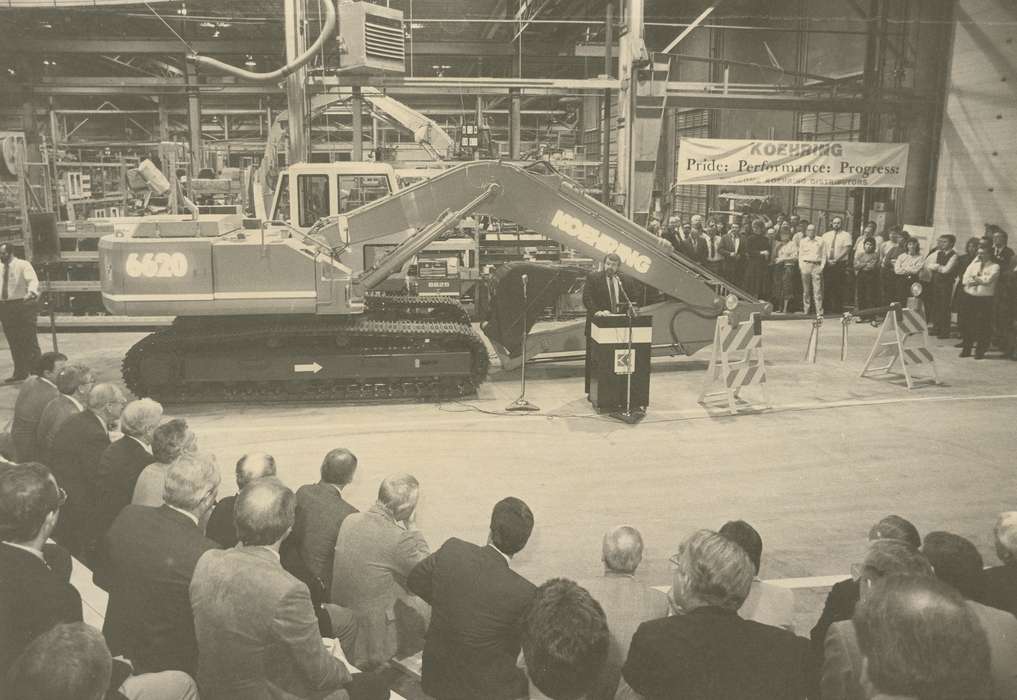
[185,0,337,83]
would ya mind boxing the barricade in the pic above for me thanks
[699,311,770,415]
[860,303,940,389]
[803,315,822,363]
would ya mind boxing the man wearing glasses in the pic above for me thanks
[620,530,810,699]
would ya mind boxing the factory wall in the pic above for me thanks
[932,0,1017,240]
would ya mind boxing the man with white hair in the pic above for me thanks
[579,526,669,700]
[984,512,1017,616]
[620,530,810,699]
[96,452,220,677]
[91,398,163,549]
[331,474,431,669]
[49,382,126,560]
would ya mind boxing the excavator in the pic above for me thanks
[99,160,767,403]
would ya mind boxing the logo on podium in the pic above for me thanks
[613,349,635,375]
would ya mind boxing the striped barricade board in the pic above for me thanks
[860,304,940,390]
[698,312,770,415]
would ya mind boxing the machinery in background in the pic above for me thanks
[99,160,766,403]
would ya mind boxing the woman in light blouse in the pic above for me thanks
[893,236,926,303]
[773,227,799,313]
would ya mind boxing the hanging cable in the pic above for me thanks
[143,1,196,54]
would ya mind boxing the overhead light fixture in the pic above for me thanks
[177,2,187,16]
[244,55,257,68]
[212,29,221,38]
[199,21,215,28]
[6,68,15,77]
[39,21,53,29]
[217,21,232,28]
[410,22,425,29]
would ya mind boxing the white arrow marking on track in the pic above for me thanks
[294,362,323,374]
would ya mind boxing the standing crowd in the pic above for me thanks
[4,351,1017,699]
[649,213,1016,359]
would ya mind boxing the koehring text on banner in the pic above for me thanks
[676,138,910,188]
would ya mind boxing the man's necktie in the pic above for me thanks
[2,262,8,300]
[608,275,617,311]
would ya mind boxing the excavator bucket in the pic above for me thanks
[481,261,587,359]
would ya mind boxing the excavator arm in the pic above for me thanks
[340,160,764,314]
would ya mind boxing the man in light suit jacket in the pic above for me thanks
[718,224,747,284]
[10,351,65,462]
[36,364,93,462]
[331,474,431,670]
[190,478,388,700]
[49,383,125,561]
[90,399,161,550]
[95,453,220,676]
[579,526,669,700]
[293,448,360,594]
[408,497,537,700]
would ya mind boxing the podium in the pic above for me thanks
[588,314,652,413]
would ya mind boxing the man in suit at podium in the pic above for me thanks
[583,253,633,394]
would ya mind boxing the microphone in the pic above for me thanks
[618,278,636,317]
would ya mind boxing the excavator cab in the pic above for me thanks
[269,162,399,230]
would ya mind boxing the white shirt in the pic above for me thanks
[166,504,200,527]
[607,273,622,309]
[963,259,1001,297]
[0,257,39,301]
[488,543,512,566]
[2,541,45,563]
[822,230,853,262]
[798,237,828,266]
[256,545,281,562]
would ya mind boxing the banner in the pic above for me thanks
[676,138,909,188]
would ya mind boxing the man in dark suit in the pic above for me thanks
[190,478,388,700]
[293,448,359,594]
[582,253,633,394]
[95,452,220,676]
[205,452,276,549]
[408,497,537,700]
[0,463,82,676]
[36,364,93,463]
[48,383,125,561]
[621,530,810,699]
[91,398,162,550]
[10,351,66,462]
[719,223,747,285]
[984,512,1017,616]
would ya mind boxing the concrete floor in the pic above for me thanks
[3,317,1016,636]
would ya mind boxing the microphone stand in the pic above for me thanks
[506,273,540,412]
[609,277,645,425]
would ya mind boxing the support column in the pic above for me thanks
[284,0,308,164]
[615,0,644,217]
[351,85,363,161]
[601,1,613,205]
[156,97,170,142]
[475,95,483,160]
[183,61,203,177]
[509,88,521,160]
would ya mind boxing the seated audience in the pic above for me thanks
[35,364,93,460]
[6,622,114,700]
[293,447,360,593]
[131,419,198,507]
[719,519,795,631]
[205,452,276,548]
[621,529,810,699]
[189,478,388,700]
[0,463,82,675]
[0,464,194,700]
[822,539,934,700]
[578,526,668,700]
[10,351,66,462]
[522,578,609,700]
[984,511,1017,615]
[854,575,993,700]
[921,531,1017,699]
[810,514,921,663]
[407,497,537,700]
[91,398,162,545]
[332,474,431,670]
[96,453,220,677]
[49,382,125,560]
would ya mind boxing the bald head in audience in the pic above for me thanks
[994,512,1017,566]
[235,477,295,547]
[235,452,277,491]
[602,526,644,574]
[85,383,126,430]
